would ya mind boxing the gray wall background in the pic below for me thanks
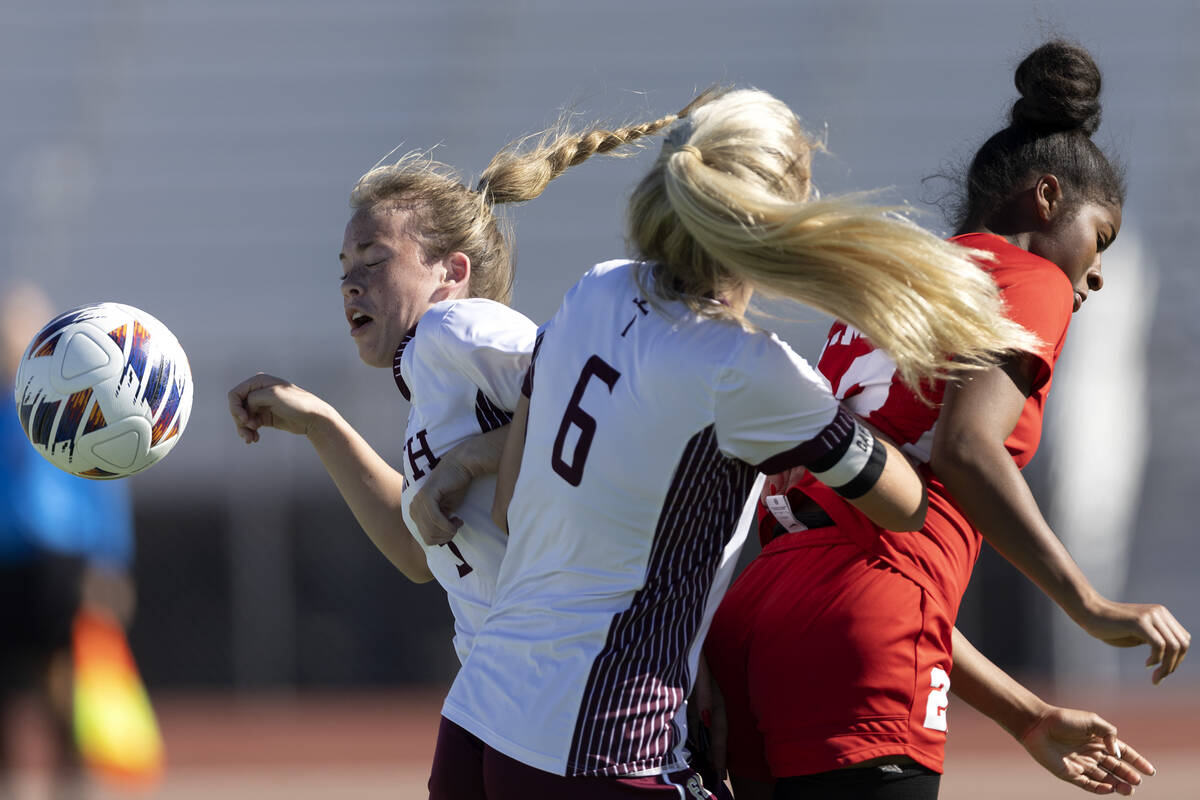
[1,0,1196,690]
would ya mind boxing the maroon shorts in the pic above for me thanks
[428,716,722,799]
[704,530,954,781]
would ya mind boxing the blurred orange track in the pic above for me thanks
[19,682,1192,799]
[153,689,446,767]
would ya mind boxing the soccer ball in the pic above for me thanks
[12,302,193,479]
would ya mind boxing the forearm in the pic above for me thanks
[306,410,431,582]
[442,424,510,481]
[950,627,1049,740]
[492,394,529,534]
[932,439,1098,622]
[405,425,513,547]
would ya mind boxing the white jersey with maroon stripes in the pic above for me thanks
[442,260,871,778]
[393,297,537,665]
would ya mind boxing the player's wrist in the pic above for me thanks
[303,402,346,442]
[446,429,507,479]
[1067,584,1108,627]
[1012,699,1055,744]
[448,445,492,480]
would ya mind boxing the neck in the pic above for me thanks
[960,211,1034,252]
[718,285,753,317]
[961,224,1032,253]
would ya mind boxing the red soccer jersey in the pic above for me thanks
[763,233,1074,615]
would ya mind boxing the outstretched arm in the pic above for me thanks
[228,373,431,582]
[951,628,1155,795]
[932,358,1189,683]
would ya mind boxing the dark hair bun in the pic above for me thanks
[1010,40,1103,135]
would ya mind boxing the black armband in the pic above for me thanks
[807,417,887,499]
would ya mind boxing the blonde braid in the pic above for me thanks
[346,90,724,309]
[477,89,723,206]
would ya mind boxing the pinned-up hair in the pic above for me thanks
[957,39,1125,232]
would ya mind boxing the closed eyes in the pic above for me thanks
[338,260,385,281]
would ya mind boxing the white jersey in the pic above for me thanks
[443,261,871,777]
[394,298,536,665]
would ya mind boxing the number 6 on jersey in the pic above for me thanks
[551,355,621,486]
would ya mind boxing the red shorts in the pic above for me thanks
[704,530,954,781]
[428,716,721,799]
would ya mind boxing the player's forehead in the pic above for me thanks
[339,205,416,260]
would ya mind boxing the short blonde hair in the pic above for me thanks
[628,88,1037,387]
[351,153,515,304]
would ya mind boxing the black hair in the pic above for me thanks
[955,40,1126,232]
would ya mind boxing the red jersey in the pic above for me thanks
[765,233,1074,616]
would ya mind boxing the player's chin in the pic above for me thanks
[355,342,390,369]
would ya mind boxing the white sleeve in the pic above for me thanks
[427,301,537,412]
[713,332,846,472]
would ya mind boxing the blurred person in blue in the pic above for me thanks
[1,282,136,800]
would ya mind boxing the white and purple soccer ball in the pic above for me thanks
[12,302,193,479]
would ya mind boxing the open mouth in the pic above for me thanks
[350,311,374,331]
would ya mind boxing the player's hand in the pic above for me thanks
[409,457,473,547]
[228,373,331,443]
[410,428,510,546]
[1077,598,1190,684]
[686,653,728,781]
[760,468,806,503]
[1018,707,1154,795]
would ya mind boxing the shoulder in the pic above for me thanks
[720,327,823,388]
[563,259,638,300]
[419,298,537,348]
[952,233,1073,377]
[586,259,637,280]
[951,233,1072,297]
[951,232,1073,336]
[543,260,641,331]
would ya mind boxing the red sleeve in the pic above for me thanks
[987,259,1073,391]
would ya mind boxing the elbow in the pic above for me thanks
[490,506,509,536]
[928,435,961,478]
[929,430,991,488]
[852,478,928,532]
[892,492,928,532]
[395,538,435,584]
[403,561,435,584]
[871,490,927,532]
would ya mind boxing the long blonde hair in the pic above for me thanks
[628,88,1038,388]
[349,95,708,305]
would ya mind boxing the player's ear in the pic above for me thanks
[1034,174,1063,223]
[440,251,471,298]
